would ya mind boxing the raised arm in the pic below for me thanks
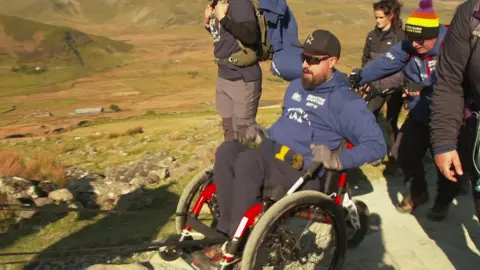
[359,42,409,85]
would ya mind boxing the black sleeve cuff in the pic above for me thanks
[220,16,233,32]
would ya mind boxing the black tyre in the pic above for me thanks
[175,164,218,234]
[346,200,369,249]
[158,235,182,261]
[241,191,347,270]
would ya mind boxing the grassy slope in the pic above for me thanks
[0,105,399,267]
[0,107,270,266]
[0,0,206,34]
[0,14,134,98]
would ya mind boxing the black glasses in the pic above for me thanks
[301,54,330,65]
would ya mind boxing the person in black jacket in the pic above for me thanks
[430,0,480,221]
[361,0,405,175]
[204,0,262,141]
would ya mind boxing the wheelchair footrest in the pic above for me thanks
[186,216,229,240]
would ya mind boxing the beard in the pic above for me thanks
[302,68,327,89]
[301,68,316,90]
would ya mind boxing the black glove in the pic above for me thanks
[349,68,362,90]
[405,82,425,93]
[310,144,342,171]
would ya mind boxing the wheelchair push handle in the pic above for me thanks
[287,161,322,195]
[303,161,323,179]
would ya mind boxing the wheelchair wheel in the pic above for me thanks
[175,164,219,234]
[346,200,369,249]
[241,191,347,270]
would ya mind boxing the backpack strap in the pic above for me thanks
[471,0,480,50]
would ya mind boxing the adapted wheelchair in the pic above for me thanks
[160,84,400,269]
[170,146,369,269]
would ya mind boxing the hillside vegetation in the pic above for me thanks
[0,14,133,66]
[0,0,206,34]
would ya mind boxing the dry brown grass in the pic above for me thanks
[108,132,121,139]
[199,146,216,164]
[0,150,67,186]
[125,126,143,136]
[107,126,143,139]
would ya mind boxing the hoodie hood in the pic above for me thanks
[427,24,448,56]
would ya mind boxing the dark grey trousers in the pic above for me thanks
[391,117,461,203]
[216,77,262,141]
[213,141,326,237]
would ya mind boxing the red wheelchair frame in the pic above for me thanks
[182,142,355,267]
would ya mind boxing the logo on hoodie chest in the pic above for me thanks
[305,94,325,109]
[291,92,302,102]
[286,108,312,126]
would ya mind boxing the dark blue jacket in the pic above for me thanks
[359,25,448,125]
[267,70,387,171]
[259,0,303,81]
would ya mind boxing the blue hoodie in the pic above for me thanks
[359,25,448,126]
[259,0,303,81]
[267,70,387,171]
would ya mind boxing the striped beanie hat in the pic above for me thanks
[405,0,440,40]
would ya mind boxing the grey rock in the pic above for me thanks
[34,197,55,207]
[17,210,36,219]
[37,181,59,194]
[68,201,84,209]
[129,176,149,187]
[147,171,160,183]
[149,168,169,180]
[27,186,40,199]
[48,189,74,202]
[0,176,36,199]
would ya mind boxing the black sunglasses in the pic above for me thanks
[301,53,330,65]
[406,36,425,45]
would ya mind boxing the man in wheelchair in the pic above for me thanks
[194,29,387,264]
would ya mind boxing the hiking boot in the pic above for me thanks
[427,202,450,222]
[396,192,429,214]
[190,242,226,270]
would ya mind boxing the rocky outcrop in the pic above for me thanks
[0,152,191,221]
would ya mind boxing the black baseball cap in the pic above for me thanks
[293,29,341,58]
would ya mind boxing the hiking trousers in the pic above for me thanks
[213,141,327,237]
[391,117,461,204]
[216,77,262,141]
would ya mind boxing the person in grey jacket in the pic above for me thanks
[361,0,405,175]
[430,0,480,221]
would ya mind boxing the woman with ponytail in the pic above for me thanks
[361,0,405,175]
